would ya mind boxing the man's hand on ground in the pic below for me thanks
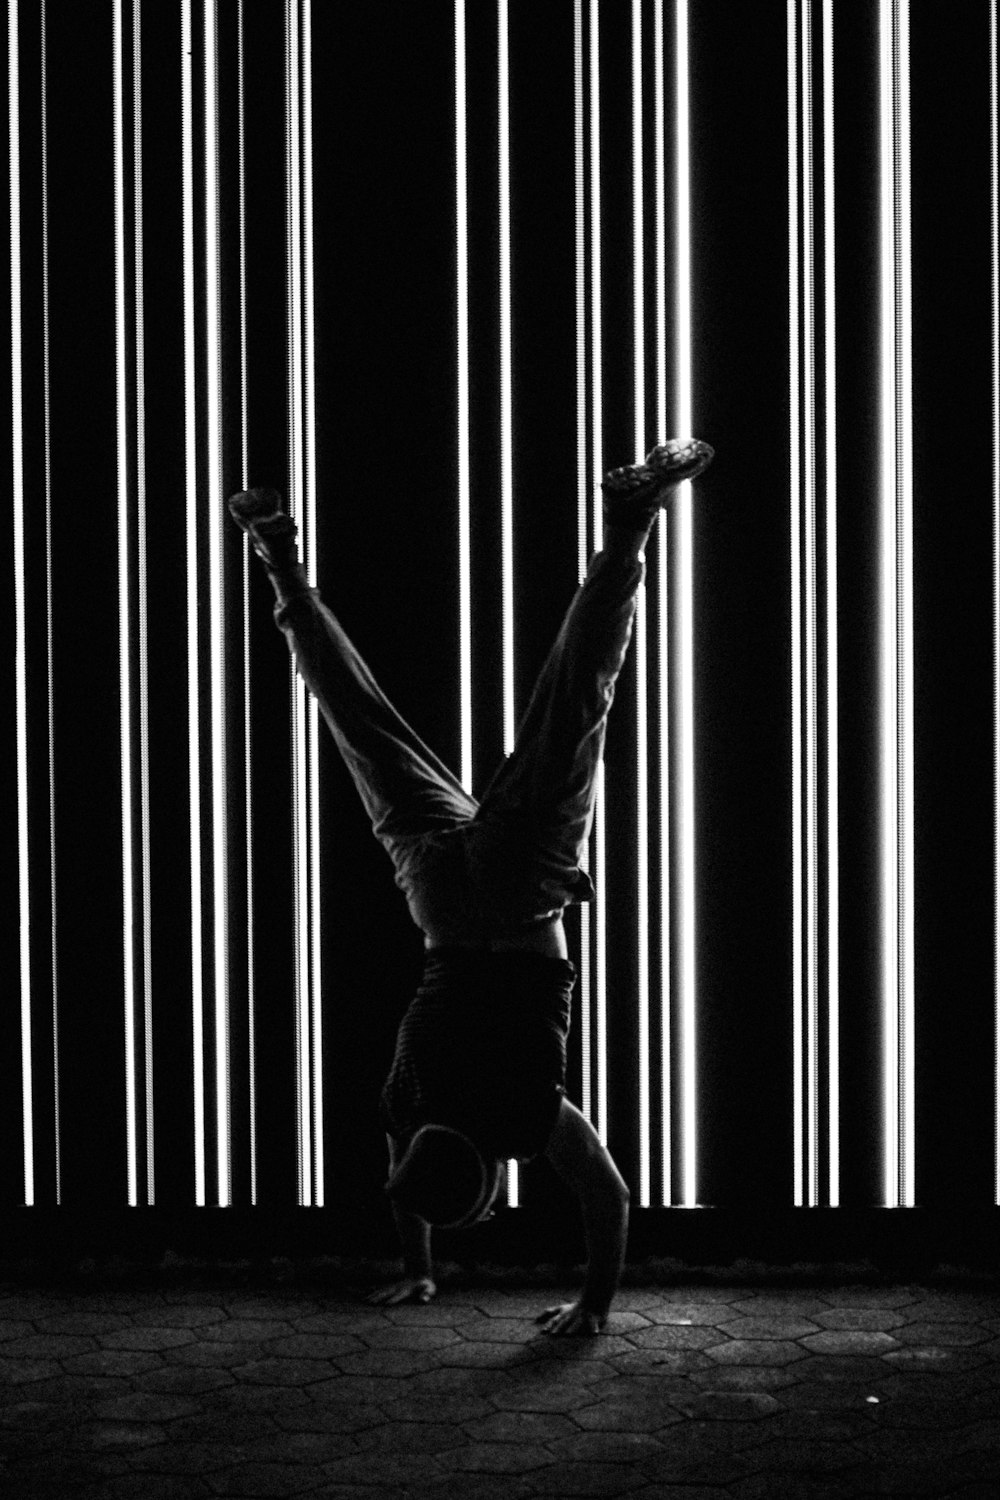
[535,1300,605,1337]
[365,1276,437,1307]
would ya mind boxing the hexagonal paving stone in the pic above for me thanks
[408,1366,519,1397]
[472,1294,561,1319]
[727,1296,831,1319]
[624,1325,719,1351]
[717,1317,824,1341]
[630,1486,731,1500]
[34,1311,136,1336]
[813,1306,906,1332]
[436,1442,558,1476]
[755,1408,874,1446]
[98,1328,196,1353]
[0,1357,76,1386]
[800,1330,901,1357]
[815,1287,920,1308]
[463,1409,579,1443]
[898,1295,995,1324]
[94,1393,202,1424]
[80,1422,166,1452]
[638,1301,735,1326]
[671,1389,782,1421]
[223,1300,323,1322]
[21,1373,133,1405]
[271,1401,383,1435]
[358,1323,464,1351]
[140,1305,228,1329]
[61,1349,163,1378]
[416,1474,536,1500]
[262,1334,366,1359]
[891,1322,992,1347]
[451,1317,547,1344]
[353,1419,469,1455]
[547,1430,669,1464]
[433,1342,529,1370]
[378,1392,496,1424]
[384,1302,490,1328]
[0,1320,37,1344]
[704,1339,808,1367]
[689,1364,799,1392]
[202,1320,295,1344]
[4,1333,97,1360]
[321,1451,445,1488]
[135,1365,235,1397]
[608,1347,716,1376]
[561,1392,684,1431]
[203,1460,329,1495]
[291,1313,378,1337]
[230,1356,333,1387]
[332,1347,444,1377]
[881,1345,969,1371]
[306,1372,412,1403]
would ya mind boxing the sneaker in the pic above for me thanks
[602,438,714,524]
[228,487,300,571]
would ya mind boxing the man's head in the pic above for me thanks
[385,1124,505,1228]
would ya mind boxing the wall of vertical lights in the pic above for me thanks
[7,3,1000,1220]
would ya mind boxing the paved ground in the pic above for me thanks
[1,1269,1000,1498]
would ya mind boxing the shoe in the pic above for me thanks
[602,438,714,524]
[228,487,300,571]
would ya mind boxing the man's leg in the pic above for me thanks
[475,439,713,862]
[230,488,477,842]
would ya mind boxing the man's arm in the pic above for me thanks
[366,1135,437,1306]
[540,1097,630,1334]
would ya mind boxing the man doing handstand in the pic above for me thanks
[229,435,713,1336]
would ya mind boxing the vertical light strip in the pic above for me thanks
[42,0,61,1205]
[590,0,608,1145]
[288,0,323,1208]
[574,0,593,1125]
[788,0,805,1207]
[237,0,257,1206]
[10,0,35,1207]
[895,0,915,1212]
[878,0,914,1208]
[113,0,139,1208]
[301,0,323,1210]
[498,0,515,758]
[800,0,820,1209]
[204,0,231,1208]
[632,0,651,1208]
[287,0,312,1206]
[133,0,154,1206]
[790,0,839,1210]
[455,0,472,794]
[654,0,672,1206]
[181,0,206,1207]
[498,0,519,1210]
[992,0,1000,1207]
[675,0,697,1206]
[878,0,898,1211]
[823,0,840,1208]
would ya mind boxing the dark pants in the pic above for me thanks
[275,546,644,944]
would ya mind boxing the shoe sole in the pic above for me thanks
[602,439,714,498]
[228,487,286,525]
